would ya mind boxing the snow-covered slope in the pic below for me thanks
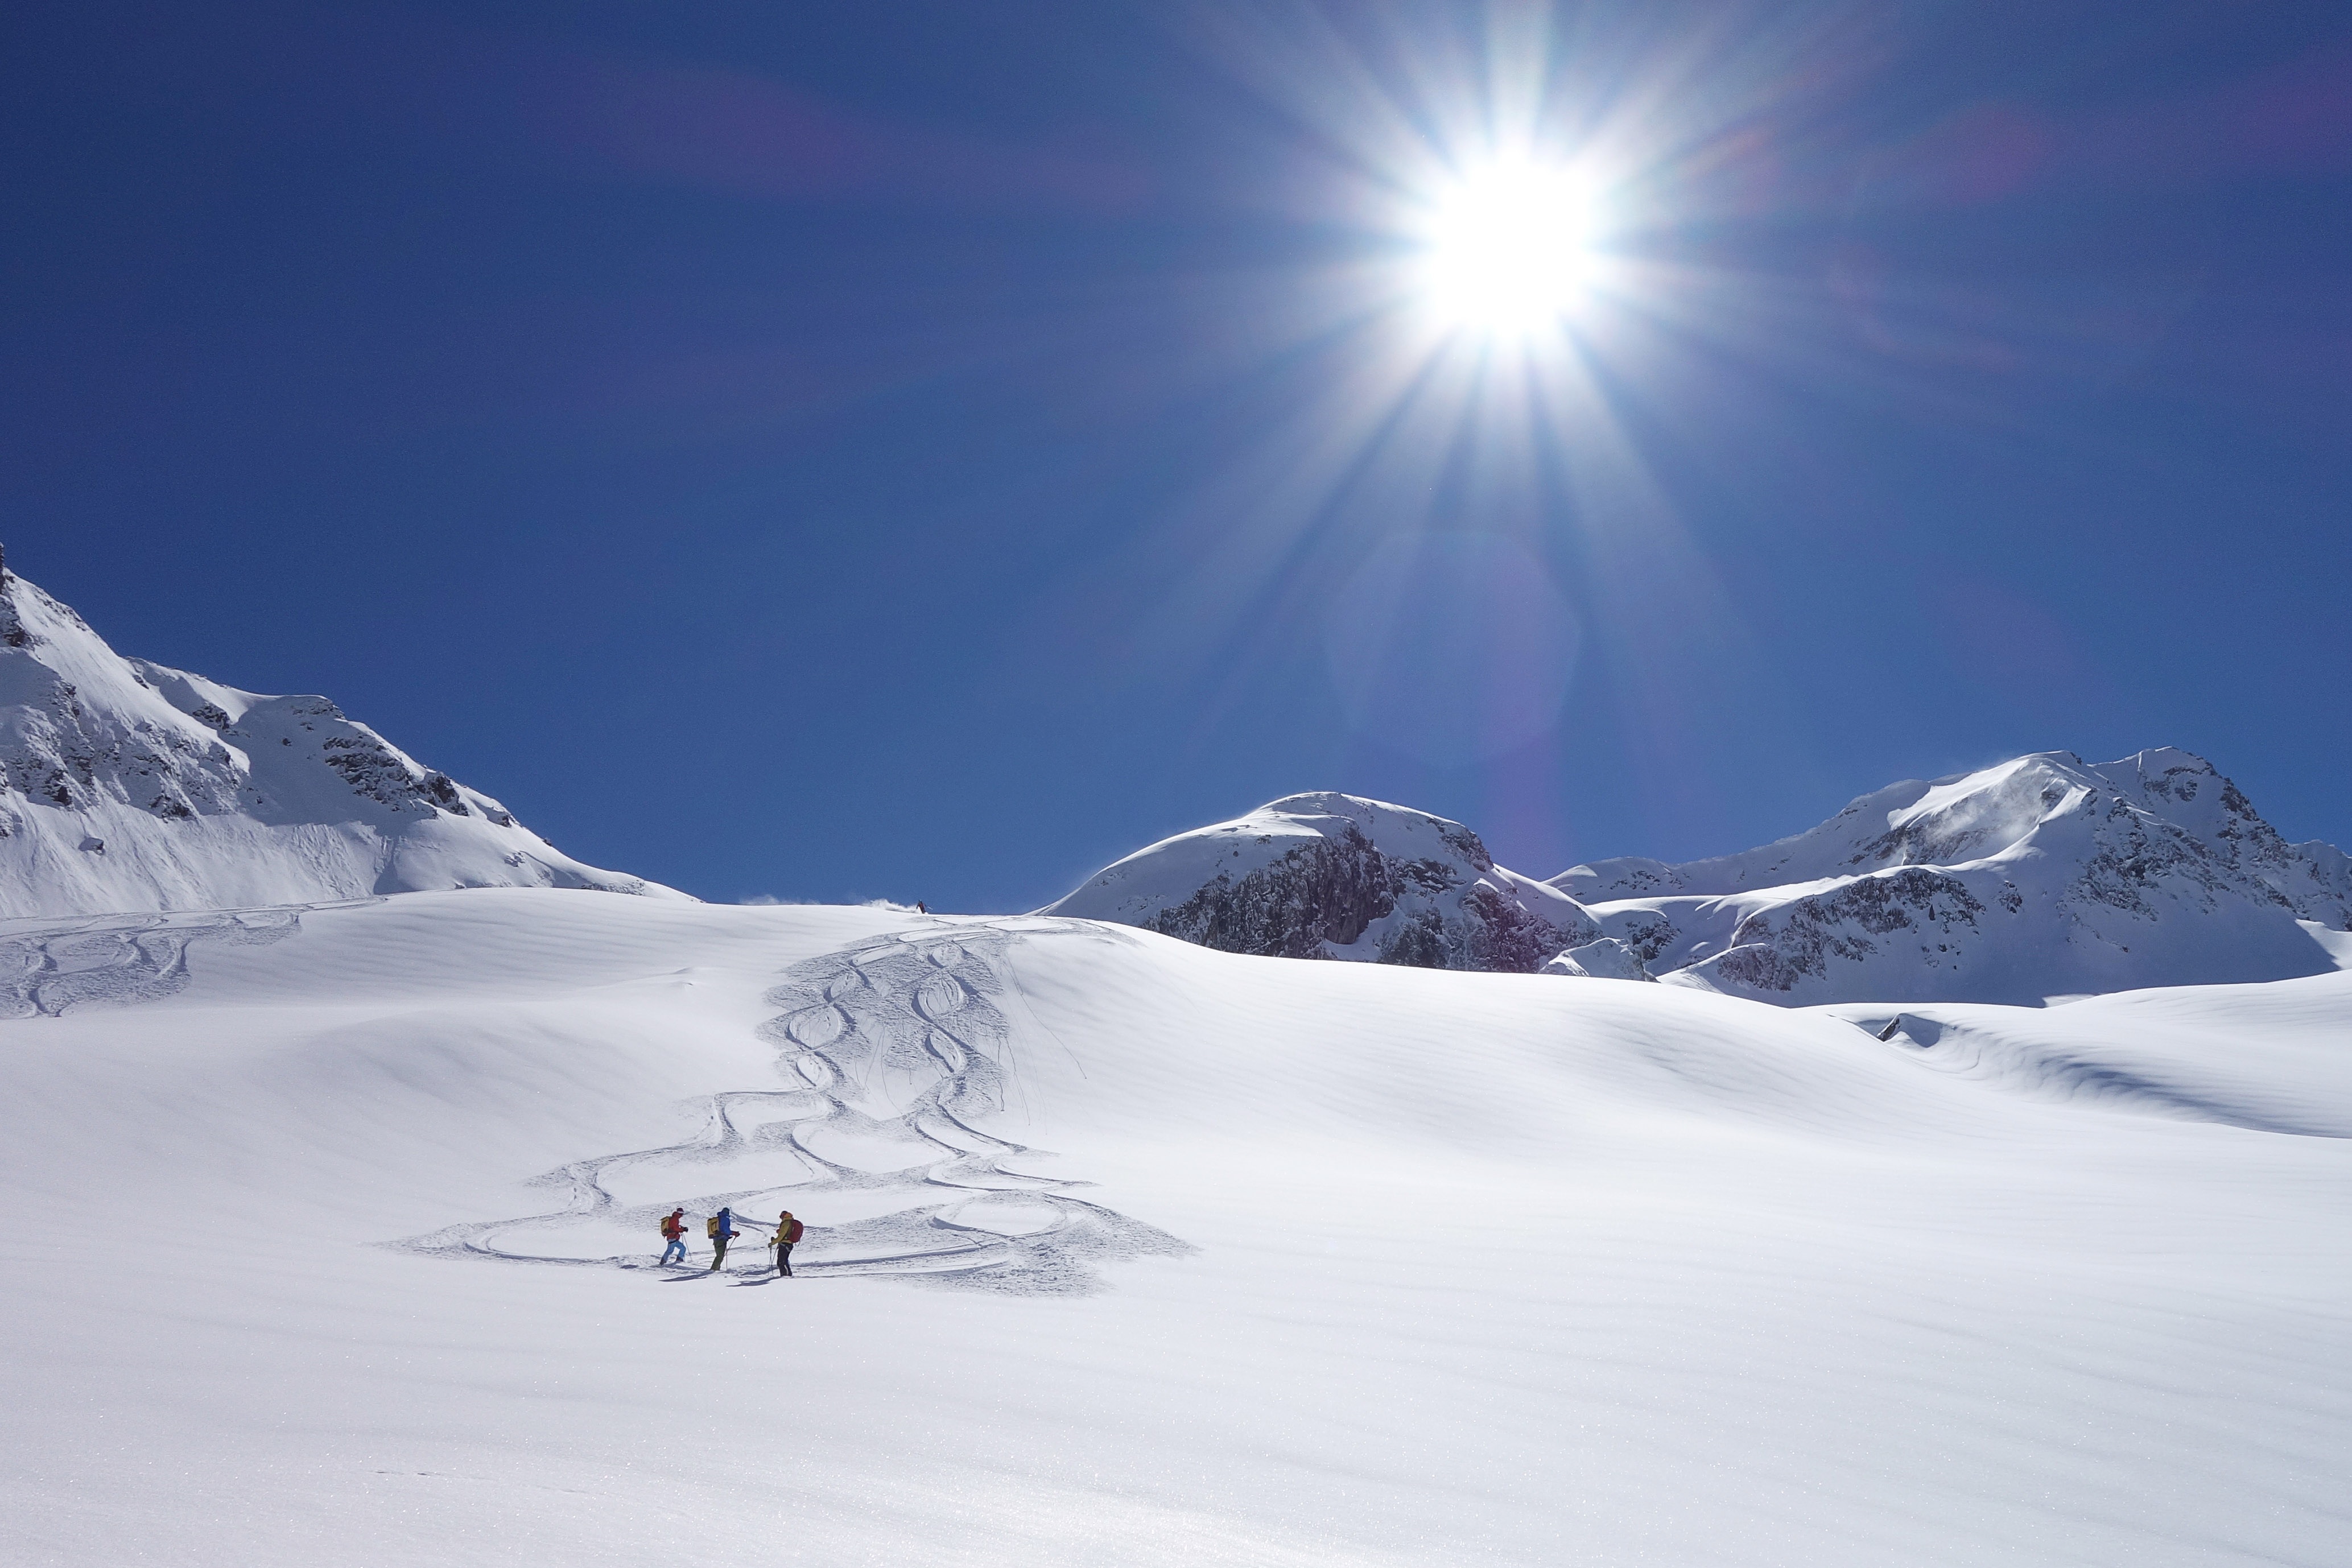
[1553,748,2352,1005]
[1043,791,1595,971]
[2,891,2347,1565]
[0,552,680,916]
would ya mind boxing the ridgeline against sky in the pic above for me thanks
[5,3,2348,908]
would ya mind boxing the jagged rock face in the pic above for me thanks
[1044,793,1596,973]
[1561,750,2352,1006]
[1145,824,1393,958]
[1704,868,1987,995]
[0,562,683,918]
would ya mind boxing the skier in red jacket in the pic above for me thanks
[658,1207,688,1266]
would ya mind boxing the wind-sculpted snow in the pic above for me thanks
[1831,979,2352,1140]
[398,918,1190,1294]
[0,556,680,917]
[1046,791,1595,973]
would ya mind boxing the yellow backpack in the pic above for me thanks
[705,1216,720,1239]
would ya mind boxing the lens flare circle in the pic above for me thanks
[1416,159,1598,338]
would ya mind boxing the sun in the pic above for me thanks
[1416,158,1600,339]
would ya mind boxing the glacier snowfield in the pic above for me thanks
[3,888,2349,1566]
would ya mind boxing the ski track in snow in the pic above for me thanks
[398,917,1192,1294]
[0,902,340,1017]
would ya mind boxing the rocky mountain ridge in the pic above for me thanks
[1042,792,1595,973]
[1051,751,2351,1006]
[0,551,682,918]
[1562,749,2352,1005]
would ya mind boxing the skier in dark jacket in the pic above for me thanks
[708,1207,738,1271]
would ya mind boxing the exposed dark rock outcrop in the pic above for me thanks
[1146,826,1399,959]
[1048,793,1596,975]
[1705,869,1988,993]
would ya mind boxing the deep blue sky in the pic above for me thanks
[7,2,2349,908]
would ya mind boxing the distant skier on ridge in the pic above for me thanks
[658,1207,688,1266]
[707,1207,738,1272]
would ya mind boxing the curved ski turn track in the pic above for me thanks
[0,903,324,1017]
[5,891,2351,1567]
[398,917,1190,1293]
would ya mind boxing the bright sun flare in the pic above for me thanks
[1417,160,1598,338]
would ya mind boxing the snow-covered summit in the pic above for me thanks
[1042,791,1595,971]
[1047,751,2348,1005]
[1558,749,2352,1005]
[0,552,683,918]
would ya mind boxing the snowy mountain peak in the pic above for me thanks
[1558,748,2351,1005]
[1555,748,2345,919]
[1051,749,2348,1006]
[0,562,683,918]
[1043,791,1593,971]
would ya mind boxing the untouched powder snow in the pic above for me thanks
[0,555,680,917]
[2,889,2347,1565]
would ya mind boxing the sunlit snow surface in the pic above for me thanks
[3,889,2347,1565]
[398,916,1190,1293]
